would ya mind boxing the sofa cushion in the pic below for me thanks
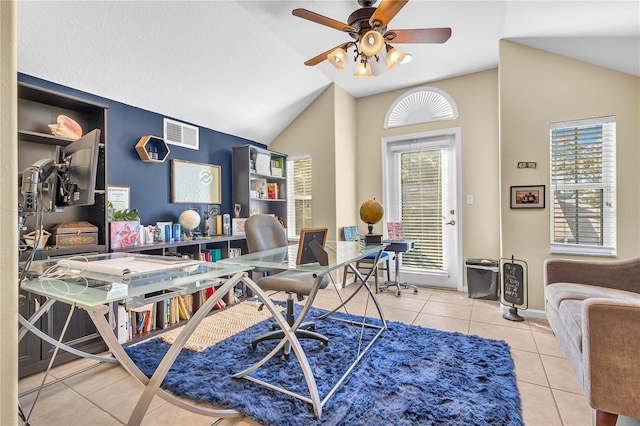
[558,299,584,353]
[545,282,640,311]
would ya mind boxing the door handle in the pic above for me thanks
[445,220,455,226]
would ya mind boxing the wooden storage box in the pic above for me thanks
[50,221,99,247]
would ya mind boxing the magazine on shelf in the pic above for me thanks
[387,222,405,240]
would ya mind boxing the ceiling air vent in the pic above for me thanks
[163,118,199,150]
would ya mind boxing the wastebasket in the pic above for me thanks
[465,259,499,300]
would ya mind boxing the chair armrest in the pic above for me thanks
[582,298,640,418]
[544,257,640,293]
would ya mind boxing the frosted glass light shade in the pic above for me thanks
[354,59,372,77]
[386,45,408,69]
[360,30,384,56]
[327,47,348,70]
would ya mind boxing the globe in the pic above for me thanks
[360,199,384,234]
[179,209,201,233]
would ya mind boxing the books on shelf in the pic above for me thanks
[387,222,405,240]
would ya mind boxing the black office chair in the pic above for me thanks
[244,214,329,357]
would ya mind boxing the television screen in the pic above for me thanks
[54,129,101,208]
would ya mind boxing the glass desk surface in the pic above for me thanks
[19,252,252,307]
[218,241,387,273]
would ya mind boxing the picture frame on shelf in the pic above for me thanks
[232,218,247,236]
[296,227,328,265]
[510,185,545,209]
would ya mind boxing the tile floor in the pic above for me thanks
[18,285,638,426]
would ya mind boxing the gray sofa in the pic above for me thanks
[544,257,640,426]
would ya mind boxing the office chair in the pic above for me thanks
[244,214,329,357]
[341,226,391,293]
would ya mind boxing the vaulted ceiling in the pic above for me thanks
[17,1,640,145]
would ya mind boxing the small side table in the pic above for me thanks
[378,239,418,296]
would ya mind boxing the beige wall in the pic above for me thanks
[355,69,501,260]
[0,0,18,423]
[334,85,359,234]
[499,40,640,310]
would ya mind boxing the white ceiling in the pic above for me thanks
[17,1,640,145]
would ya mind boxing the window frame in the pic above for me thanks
[549,116,616,256]
[286,155,312,240]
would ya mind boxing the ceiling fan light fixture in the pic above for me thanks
[401,53,413,64]
[386,44,408,69]
[327,47,348,70]
[353,59,373,77]
[360,30,385,56]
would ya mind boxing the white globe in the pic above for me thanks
[178,209,201,231]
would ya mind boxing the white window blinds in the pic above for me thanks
[387,138,450,272]
[549,116,616,255]
[286,156,313,239]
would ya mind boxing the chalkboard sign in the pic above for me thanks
[500,258,528,309]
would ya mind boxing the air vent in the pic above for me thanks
[163,118,199,150]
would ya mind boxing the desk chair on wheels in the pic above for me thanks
[244,214,329,358]
[341,226,391,293]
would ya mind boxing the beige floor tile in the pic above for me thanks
[429,289,475,306]
[510,348,549,387]
[19,371,59,396]
[28,397,120,426]
[552,388,593,426]
[469,322,538,352]
[527,317,555,334]
[472,298,501,310]
[379,294,427,312]
[517,380,563,426]
[422,300,473,320]
[541,354,584,394]
[19,382,81,421]
[142,399,232,425]
[534,331,567,357]
[61,360,130,395]
[378,306,420,324]
[412,312,470,334]
[471,305,532,330]
[84,376,166,424]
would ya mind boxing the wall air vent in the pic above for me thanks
[163,118,199,150]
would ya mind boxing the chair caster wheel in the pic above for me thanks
[397,291,402,296]
[413,289,418,295]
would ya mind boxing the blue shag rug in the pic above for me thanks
[124,304,523,426]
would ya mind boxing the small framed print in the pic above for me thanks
[232,218,247,235]
[510,185,545,209]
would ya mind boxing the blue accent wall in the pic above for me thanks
[18,73,266,225]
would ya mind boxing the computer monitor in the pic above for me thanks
[54,129,101,209]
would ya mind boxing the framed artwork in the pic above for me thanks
[171,159,221,204]
[342,226,359,242]
[107,185,130,211]
[296,227,328,265]
[387,222,405,240]
[510,185,545,209]
[232,218,247,236]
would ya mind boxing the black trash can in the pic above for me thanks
[465,259,499,300]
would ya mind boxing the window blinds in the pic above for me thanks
[550,116,616,255]
[286,156,312,239]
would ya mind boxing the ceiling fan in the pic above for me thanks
[292,0,452,77]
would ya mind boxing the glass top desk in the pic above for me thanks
[218,240,388,419]
[19,252,275,425]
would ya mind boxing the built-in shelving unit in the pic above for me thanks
[232,145,287,225]
[18,81,109,378]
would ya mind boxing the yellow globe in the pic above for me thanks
[359,199,384,225]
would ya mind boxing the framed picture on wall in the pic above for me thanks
[171,159,222,204]
[510,185,545,209]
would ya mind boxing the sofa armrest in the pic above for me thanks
[544,257,640,293]
[582,298,640,418]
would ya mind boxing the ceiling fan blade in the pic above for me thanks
[369,0,408,28]
[384,28,452,44]
[293,9,356,33]
[304,43,351,66]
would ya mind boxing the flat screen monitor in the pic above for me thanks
[54,129,101,209]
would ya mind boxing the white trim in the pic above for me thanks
[384,86,459,129]
[381,128,463,291]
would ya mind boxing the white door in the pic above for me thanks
[382,128,462,290]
